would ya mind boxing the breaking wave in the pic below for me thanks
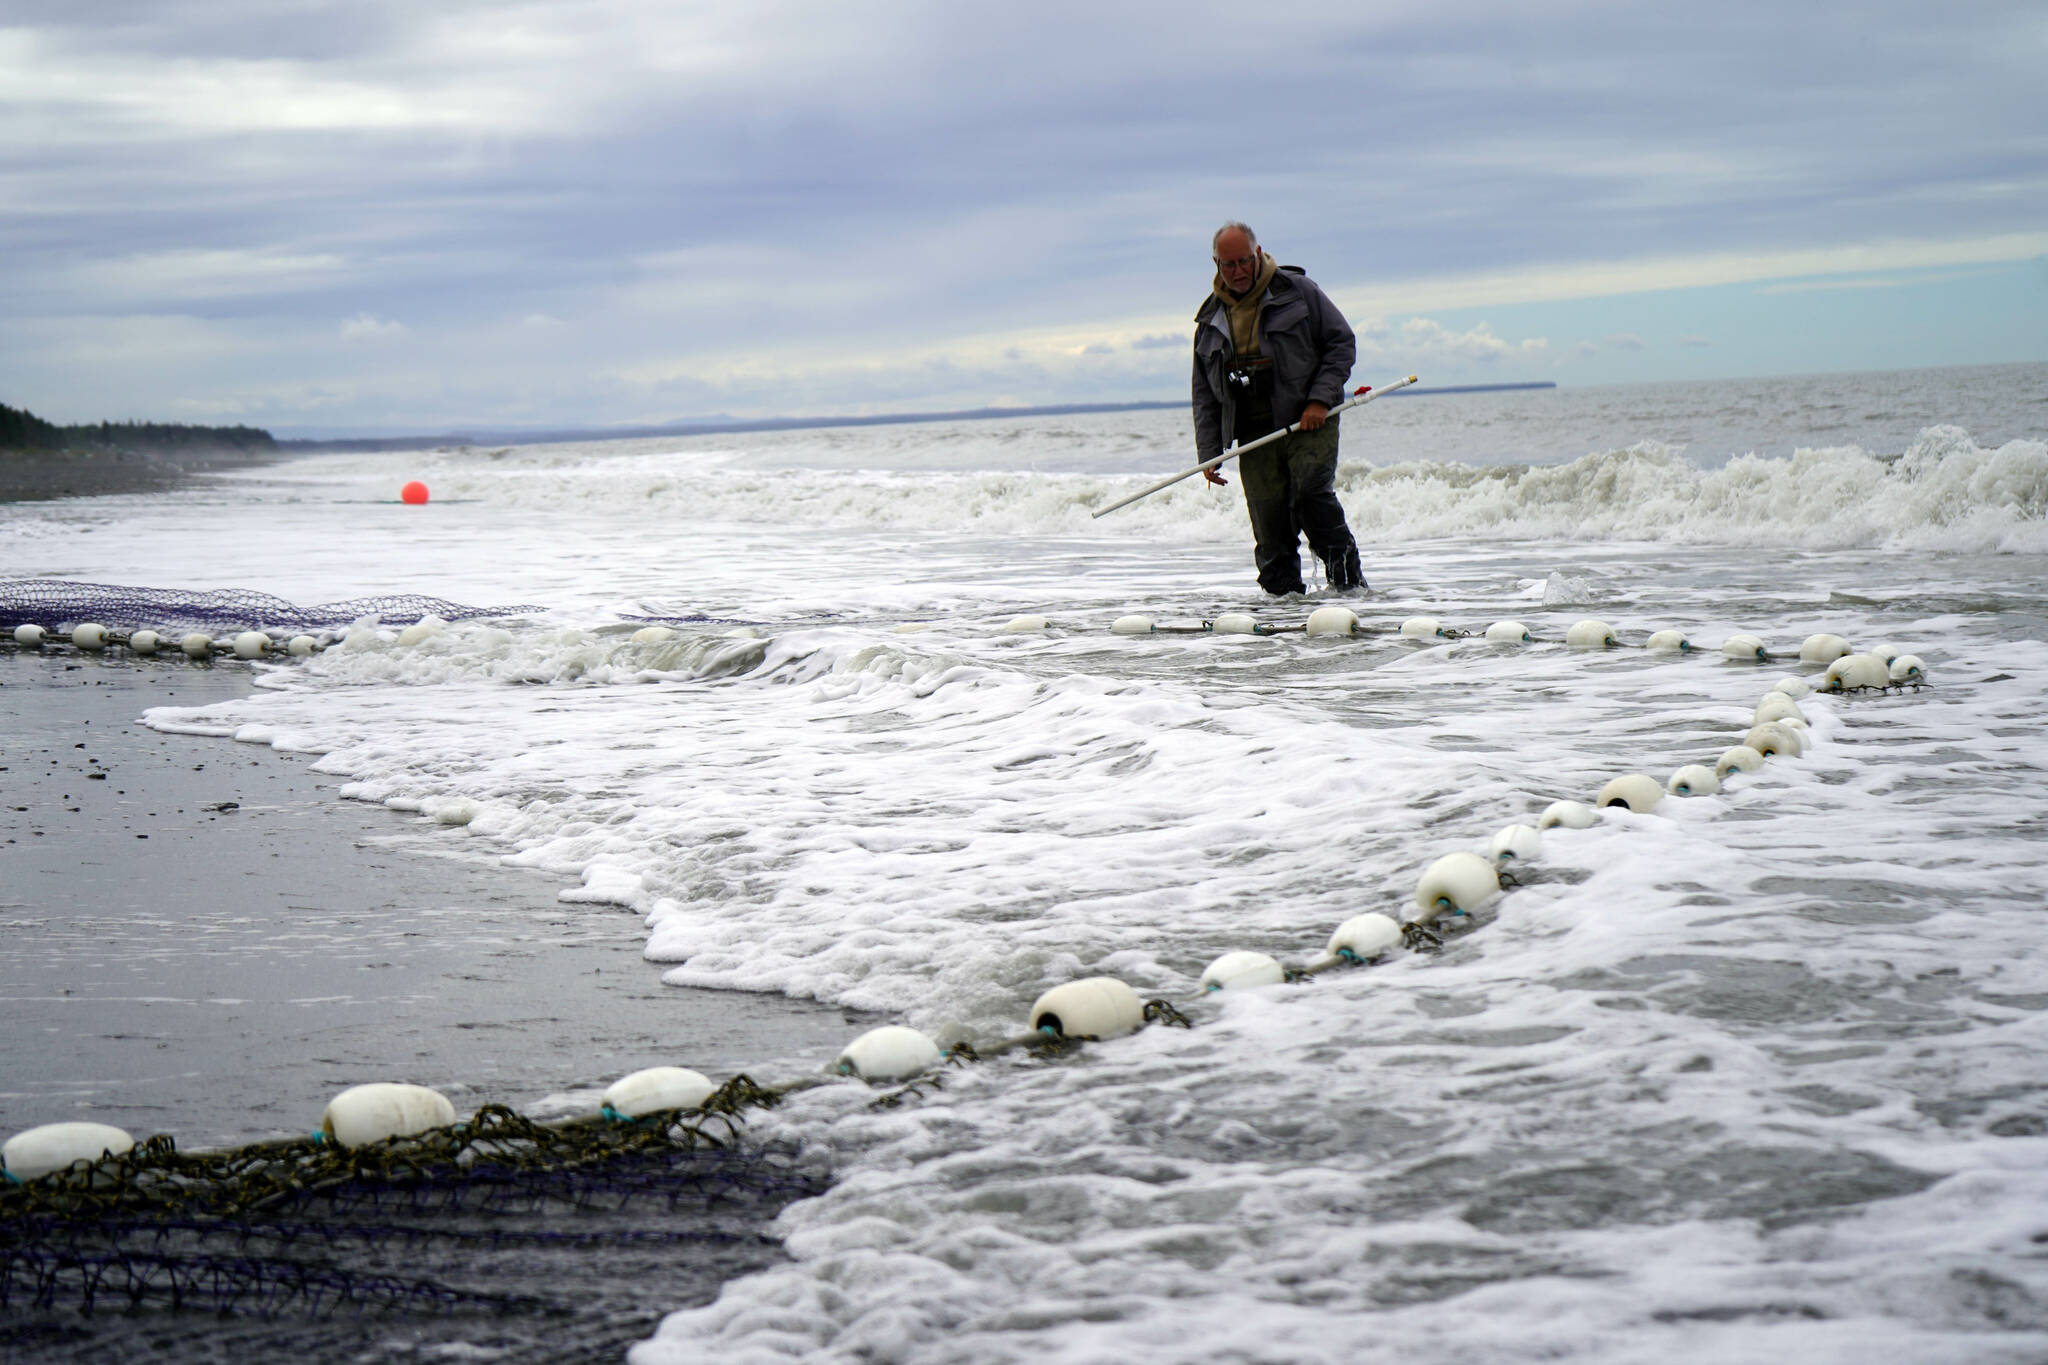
[350,424,2047,554]
[1337,426,2048,550]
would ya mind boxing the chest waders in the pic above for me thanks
[1228,357,1365,595]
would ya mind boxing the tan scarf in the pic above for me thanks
[1212,249,1278,355]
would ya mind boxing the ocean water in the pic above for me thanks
[5,360,2048,1362]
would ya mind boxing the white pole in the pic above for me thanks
[1090,375,1420,520]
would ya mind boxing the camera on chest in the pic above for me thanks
[1225,355,1275,398]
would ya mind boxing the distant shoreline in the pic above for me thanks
[279,382,1560,453]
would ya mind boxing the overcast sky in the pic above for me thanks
[5,1,2044,433]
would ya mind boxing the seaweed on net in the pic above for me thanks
[0,579,545,633]
[0,1087,826,1363]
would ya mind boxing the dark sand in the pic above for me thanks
[0,649,870,1151]
[0,448,287,504]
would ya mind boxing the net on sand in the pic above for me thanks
[0,580,544,634]
[0,1086,823,1364]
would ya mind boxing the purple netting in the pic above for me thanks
[0,1101,826,1362]
[618,611,758,626]
[0,579,544,633]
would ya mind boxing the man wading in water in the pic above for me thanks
[1192,222,1367,595]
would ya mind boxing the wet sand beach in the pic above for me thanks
[0,651,869,1152]
[0,448,290,504]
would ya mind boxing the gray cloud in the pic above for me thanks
[2,1,2042,427]
[338,313,407,341]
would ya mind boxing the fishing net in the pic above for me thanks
[0,580,545,634]
[619,611,763,627]
[0,1084,825,1364]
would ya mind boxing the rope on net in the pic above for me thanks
[0,579,544,633]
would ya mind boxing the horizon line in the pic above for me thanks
[276,382,1560,452]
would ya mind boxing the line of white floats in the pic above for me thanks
[1096,608,1928,683]
[0,626,1930,1184]
[10,614,1923,696]
[10,622,329,658]
[9,613,616,659]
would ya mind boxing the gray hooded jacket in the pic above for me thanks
[1191,265,1357,466]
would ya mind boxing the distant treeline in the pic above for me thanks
[1,401,275,455]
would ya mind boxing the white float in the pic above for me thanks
[1716,744,1766,776]
[287,635,319,656]
[1754,693,1805,726]
[233,631,269,659]
[2,1121,135,1182]
[834,1026,943,1081]
[1399,617,1441,640]
[1721,634,1768,661]
[1772,676,1812,698]
[1667,764,1722,797]
[1414,851,1499,920]
[1304,606,1359,637]
[1866,643,1903,666]
[320,1082,458,1148]
[1030,977,1145,1039]
[1002,615,1052,633]
[1489,823,1542,865]
[397,621,442,647]
[12,623,44,647]
[180,632,213,658]
[1210,613,1257,635]
[1566,619,1616,648]
[71,623,108,650]
[1823,653,1889,692]
[1200,950,1288,991]
[603,1066,715,1116]
[1890,654,1926,683]
[427,798,479,826]
[1484,620,1531,644]
[1597,773,1664,812]
[1110,615,1154,636]
[1538,799,1598,830]
[1323,914,1402,962]
[1743,722,1806,758]
[1799,633,1852,663]
[128,629,160,654]
[1645,630,1692,652]
[630,625,678,644]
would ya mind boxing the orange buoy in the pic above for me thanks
[400,481,429,505]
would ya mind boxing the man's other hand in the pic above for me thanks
[1299,402,1330,431]
[1203,466,1229,486]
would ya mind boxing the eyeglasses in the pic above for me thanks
[1214,253,1258,272]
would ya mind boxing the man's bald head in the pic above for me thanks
[1212,221,1257,253]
